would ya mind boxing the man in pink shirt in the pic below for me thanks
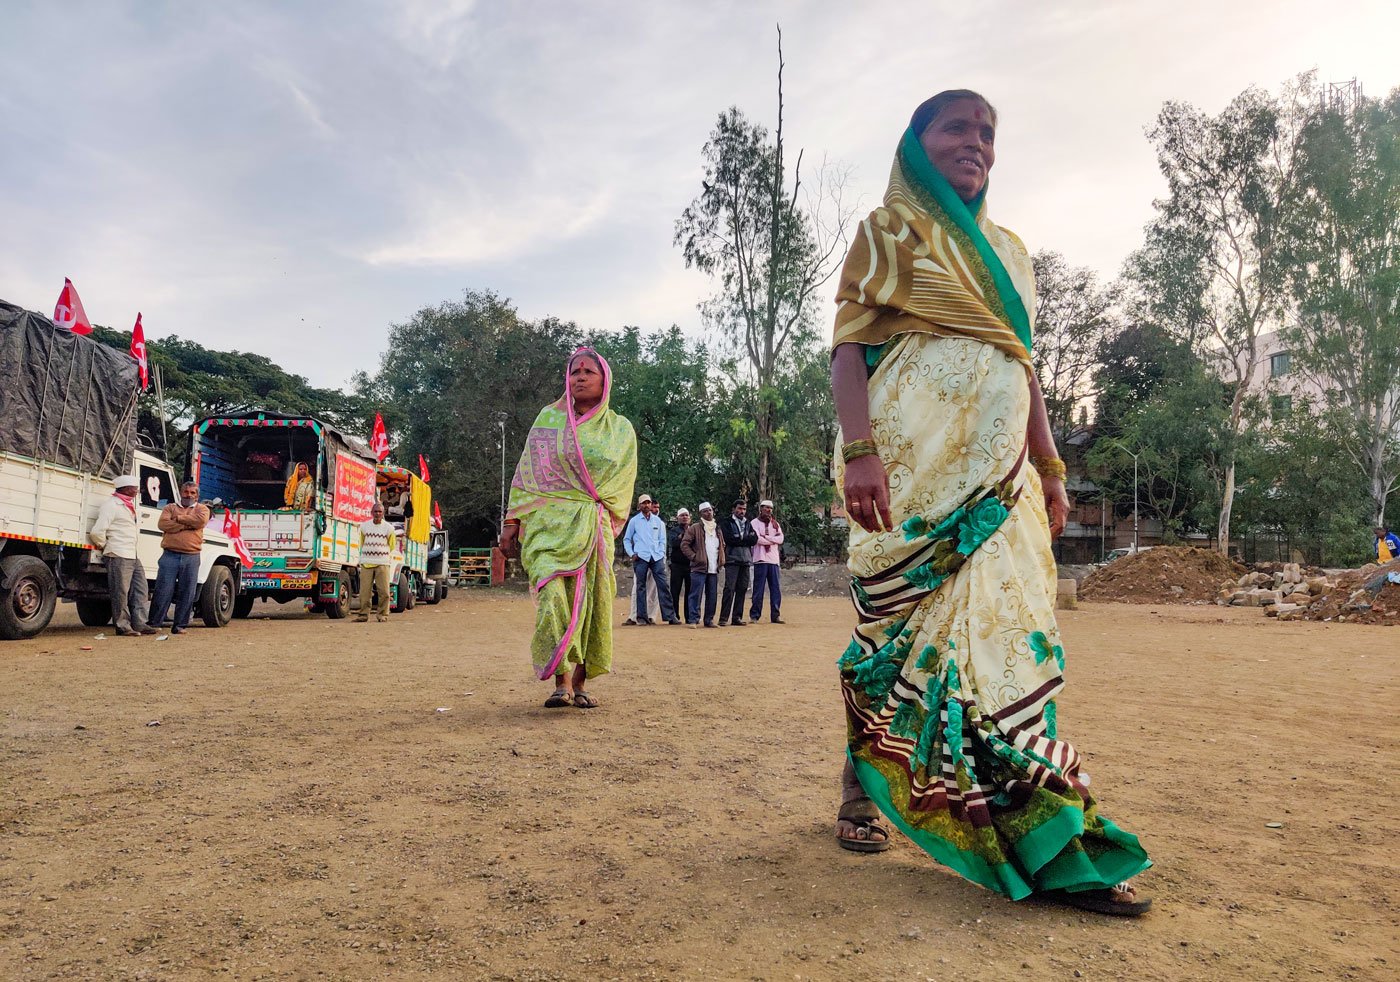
[748,499,785,624]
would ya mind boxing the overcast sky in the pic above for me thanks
[3,0,1397,388]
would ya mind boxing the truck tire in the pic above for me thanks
[436,581,448,603]
[233,594,255,619]
[0,554,58,640]
[199,565,236,628]
[76,598,113,627]
[391,571,411,613]
[325,571,351,619]
[423,580,440,605]
[405,575,417,610]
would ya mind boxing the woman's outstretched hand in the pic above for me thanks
[843,455,893,534]
[1043,476,1069,539]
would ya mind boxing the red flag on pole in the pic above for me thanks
[432,500,443,528]
[418,454,431,483]
[53,278,93,334]
[369,413,390,462]
[222,510,254,568]
[130,313,149,390]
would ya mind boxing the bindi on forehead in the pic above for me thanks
[972,106,986,121]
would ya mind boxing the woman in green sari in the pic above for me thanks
[500,348,637,709]
[829,91,1153,915]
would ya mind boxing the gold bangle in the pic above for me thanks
[1031,455,1067,481]
[842,438,879,463]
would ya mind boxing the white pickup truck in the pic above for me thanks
[0,442,247,640]
[0,299,245,639]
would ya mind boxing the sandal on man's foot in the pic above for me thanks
[544,688,573,708]
[573,691,599,709]
[835,799,891,853]
[1042,882,1152,917]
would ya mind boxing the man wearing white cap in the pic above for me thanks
[89,475,158,636]
[680,502,724,626]
[749,499,785,623]
[622,493,679,625]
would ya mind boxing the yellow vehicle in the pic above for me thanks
[376,464,435,610]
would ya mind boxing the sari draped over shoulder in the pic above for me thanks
[507,351,637,680]
[831,130,1150,900]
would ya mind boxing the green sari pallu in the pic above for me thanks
[831,128,1151,900]
[507,350,637,680]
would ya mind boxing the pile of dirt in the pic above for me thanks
[1286,558,1400,625]
[1080,546,1247,604]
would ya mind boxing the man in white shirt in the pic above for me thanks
[89,475,158,636]
[622,493,679,625]
[357,502,397,622]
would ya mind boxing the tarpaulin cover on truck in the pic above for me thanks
[0,300,139,475]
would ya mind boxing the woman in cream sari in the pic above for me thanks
[829,91,1152,915]
[501,348,637,709]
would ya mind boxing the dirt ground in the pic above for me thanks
[2,594,1396,981]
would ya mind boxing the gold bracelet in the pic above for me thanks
[841,438,879,463]
[1030,455,1067,481]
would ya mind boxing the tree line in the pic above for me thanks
[87,70,1398,566]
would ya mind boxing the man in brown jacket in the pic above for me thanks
[679,502,724,627]
[149,479,210,634]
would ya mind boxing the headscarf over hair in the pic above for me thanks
[909,89,998,139]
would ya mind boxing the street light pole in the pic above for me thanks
[497,414,507,540]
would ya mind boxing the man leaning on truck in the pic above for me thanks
[149,479,210,635]
[89,475,158,636]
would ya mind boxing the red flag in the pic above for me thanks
[418,454,431,483]
[130,313,149,390]
[432,500,443,528]
[369,413,390,462]
[222,510,254,568]
[54,278,93,334]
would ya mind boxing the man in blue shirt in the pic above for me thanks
[624,494,679,625]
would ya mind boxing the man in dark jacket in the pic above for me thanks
[668,507,692,623]
[719,498,757,626]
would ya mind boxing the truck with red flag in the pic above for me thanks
[187,411,404,618]
[0,300,246,639]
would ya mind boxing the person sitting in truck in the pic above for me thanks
[283,462,314,512]
[385,483,411,522]
[89,475,158,637]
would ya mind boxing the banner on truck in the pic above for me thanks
[332,452,377,523]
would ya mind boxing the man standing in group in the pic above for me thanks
[668,507,692,623]
[624,494,679,625]
[748,499,785,624]
[681,502,723,627]
[357,501,397,623]
[719,498,757,626]
[623,495,661,626]
[1376,525,1400,564]
[149,479,211,634]
[89,475,158,636]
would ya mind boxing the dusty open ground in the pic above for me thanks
[2,593,1396,980]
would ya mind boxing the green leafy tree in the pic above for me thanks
[1128,75,1313,553]
[358,290,579,545]
[674,29,852,500]
[1283,86,1400,525]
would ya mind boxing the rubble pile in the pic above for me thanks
[1285,558,1400,625]
[1218,563,1335,616]
[1080,547,1246,604]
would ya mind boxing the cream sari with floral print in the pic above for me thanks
[832,129,1150,900]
